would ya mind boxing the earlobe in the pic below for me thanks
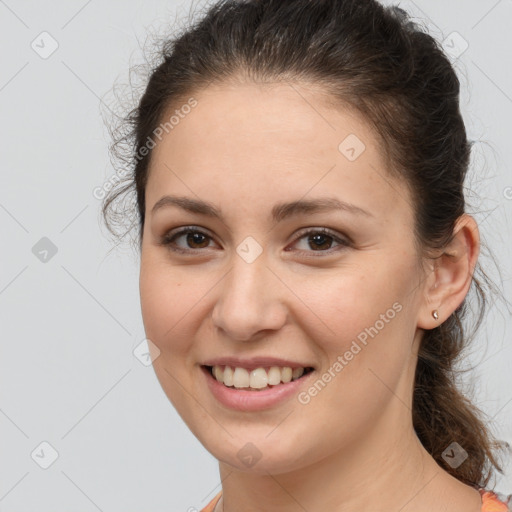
[417,214,480,330]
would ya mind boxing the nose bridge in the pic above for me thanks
[212,245,286,340]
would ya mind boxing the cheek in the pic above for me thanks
[139,256,195,355]
[290,261,417,416]
[292,264,410,353]
[288,271,414,438]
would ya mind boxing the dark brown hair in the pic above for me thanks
[102,0,510,489]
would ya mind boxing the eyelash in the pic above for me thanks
[159,226,351,257]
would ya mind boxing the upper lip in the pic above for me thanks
[202,356,314,371]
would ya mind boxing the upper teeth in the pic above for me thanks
[211,365,306,389]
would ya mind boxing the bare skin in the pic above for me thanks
[139,79,483,512]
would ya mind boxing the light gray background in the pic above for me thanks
[1,0,511,510]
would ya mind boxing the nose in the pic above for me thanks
[211,253,288,342]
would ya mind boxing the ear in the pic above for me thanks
[417,214,480,330]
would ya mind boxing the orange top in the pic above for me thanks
[200,488,511,511]
[200,491,221,512]
[479,488,511,512]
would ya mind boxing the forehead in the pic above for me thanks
[146,81,413,226]
[153,80,377,162]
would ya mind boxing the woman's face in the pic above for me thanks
[139,81,429,474]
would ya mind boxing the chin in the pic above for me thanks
[200,430,320,475]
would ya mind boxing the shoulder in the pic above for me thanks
[479,488,512,512]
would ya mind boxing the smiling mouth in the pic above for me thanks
[203,364,315,391]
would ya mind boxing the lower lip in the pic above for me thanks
[201,366,314,412]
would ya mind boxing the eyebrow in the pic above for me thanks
[150,195,374,222]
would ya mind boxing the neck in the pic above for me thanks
[215,406,479,512]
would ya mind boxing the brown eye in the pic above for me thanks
[290,228,350,255]
[183,231,210,249]
[307,233,334,250]
[160,228,216,253]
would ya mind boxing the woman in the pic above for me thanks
[102,0,511,510]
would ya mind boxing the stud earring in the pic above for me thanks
[432,310,439,320]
